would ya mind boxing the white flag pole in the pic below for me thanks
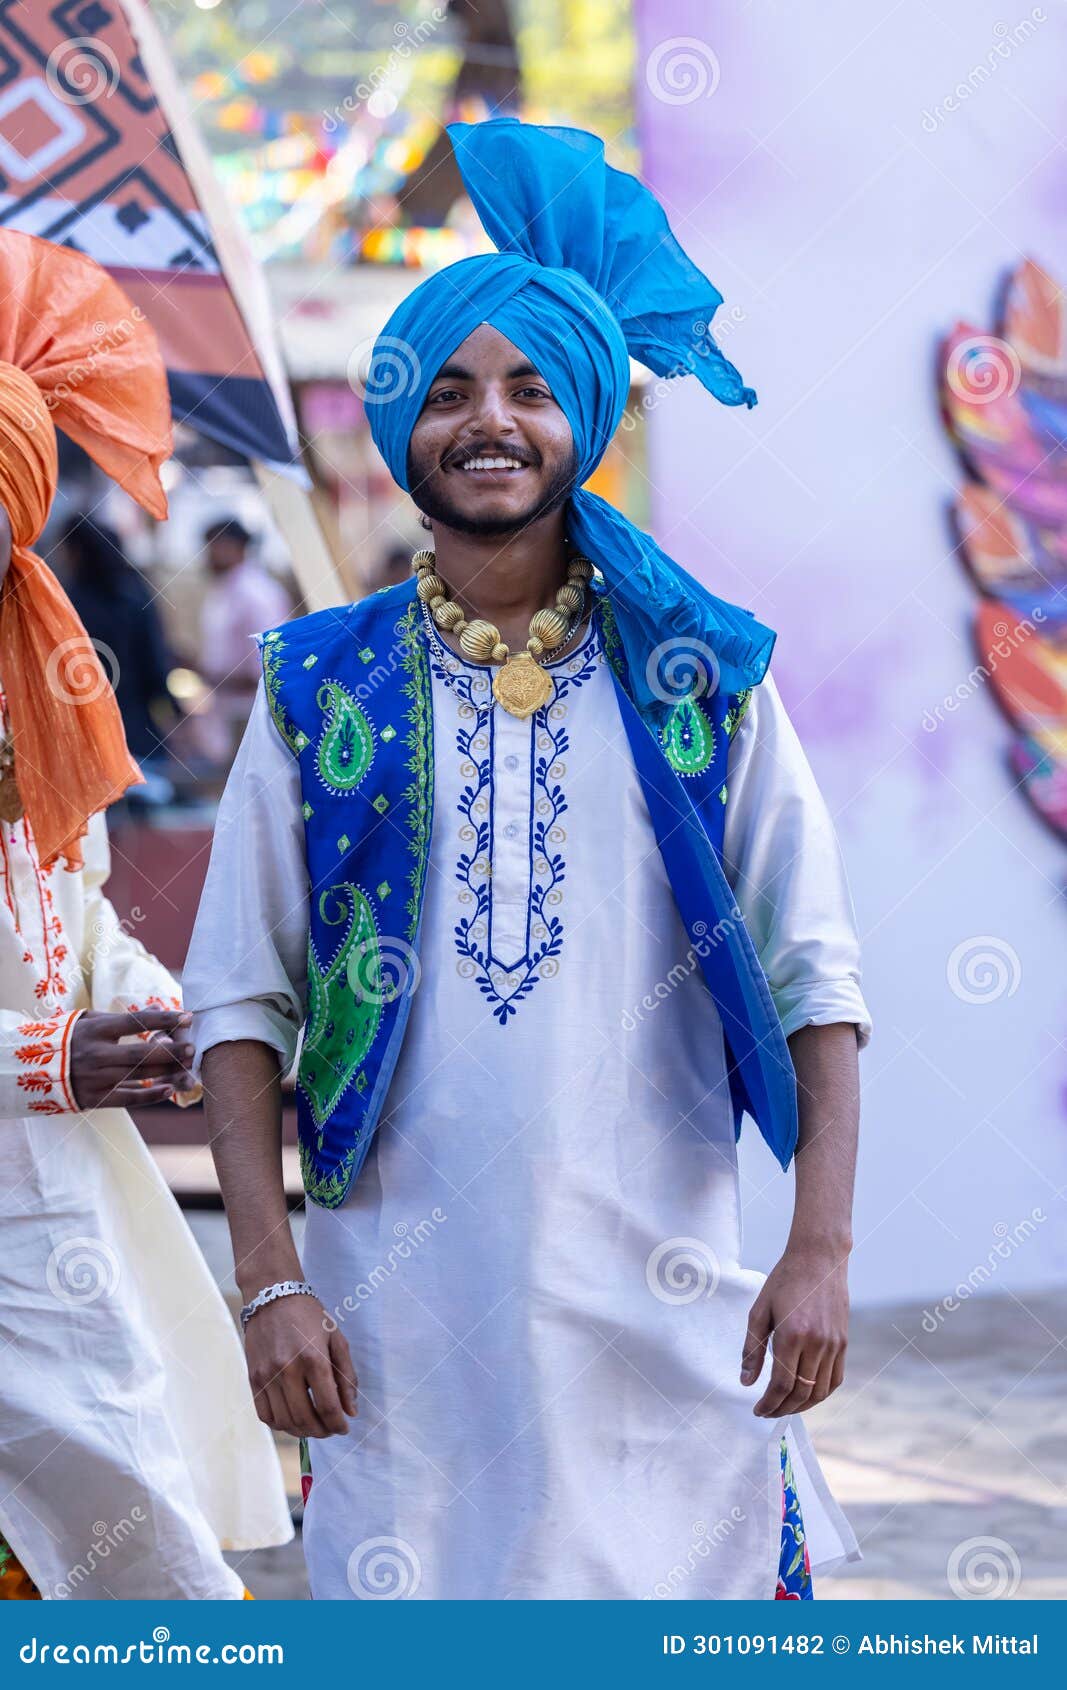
[119,0,346,611]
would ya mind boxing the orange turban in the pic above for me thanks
[0,228,173,870]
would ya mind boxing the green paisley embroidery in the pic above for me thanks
[298,884,383,1128]
[595,593,627,688]
[661,697,716,777]
[316,680,374,791]
[260,629,310,755]
[397,603,433,942]
[299,1139,359,1210]
[725,687,753,739]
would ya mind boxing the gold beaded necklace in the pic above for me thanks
[412,548,595,719]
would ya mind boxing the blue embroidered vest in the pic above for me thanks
[260,575,798,1209]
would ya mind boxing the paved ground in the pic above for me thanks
[187,1218,1067,1601]
[808,1285,1066,1600]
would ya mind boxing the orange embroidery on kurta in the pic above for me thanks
[58,1012,80,1110]
[13,1041,55,1067]
[17,1072,54,1095]
[12,1014,76,1112]
[124,995,182,1040]
[23,819,70,1005]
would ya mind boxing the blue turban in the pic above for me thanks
[365,118,775,722]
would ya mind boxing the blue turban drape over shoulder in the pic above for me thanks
[365,118,776,722]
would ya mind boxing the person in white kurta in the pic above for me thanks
[186,604,872,1601]
[0,684,292,1598]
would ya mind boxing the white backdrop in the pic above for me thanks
[634,0,1067,1304]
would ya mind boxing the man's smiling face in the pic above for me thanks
[406,323,578,537]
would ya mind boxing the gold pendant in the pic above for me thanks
[492,652,554,719]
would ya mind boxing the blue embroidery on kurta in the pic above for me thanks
[424,613,599,1025]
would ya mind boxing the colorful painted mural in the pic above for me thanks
[941,260,1067,845]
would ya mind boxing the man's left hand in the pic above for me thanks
[740,1246,849,1418]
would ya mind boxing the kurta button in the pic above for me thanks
[503,753,519,772]
[503,820,520,839]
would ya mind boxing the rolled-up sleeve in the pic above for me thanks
[722,672,872,1050]
[183,676,309,1079]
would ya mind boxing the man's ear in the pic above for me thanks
[0,504,11,588]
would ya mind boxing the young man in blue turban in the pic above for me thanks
[186,120,872,1601]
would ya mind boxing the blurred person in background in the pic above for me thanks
[0,229,291,1600]
[58,516,181,805]
[361,539,415,594]
[196,517,292,768]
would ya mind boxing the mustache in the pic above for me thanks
[442,442,539,469]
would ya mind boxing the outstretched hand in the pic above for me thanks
[70,1009,196,1109]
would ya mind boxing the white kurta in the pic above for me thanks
[187,610,872,1601]
[0,701,293,1598]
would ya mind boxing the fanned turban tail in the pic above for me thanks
[366,119,775,721]
[0,228,173,869]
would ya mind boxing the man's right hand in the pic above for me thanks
[243,1294,358,1439]
[70,1009,195,1109]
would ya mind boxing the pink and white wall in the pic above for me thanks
[634,0,1067,1304]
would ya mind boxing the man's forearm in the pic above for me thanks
[201,1039,303,1299]
[785,1021,860,1260]
[201,1038,359,1439]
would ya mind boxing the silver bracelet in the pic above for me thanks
[240,1279,316,1330]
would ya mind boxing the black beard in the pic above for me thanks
[407,445,580,537]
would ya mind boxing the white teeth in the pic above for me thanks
[459,457,525,471]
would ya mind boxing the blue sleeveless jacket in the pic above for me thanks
[259,575,798,1209]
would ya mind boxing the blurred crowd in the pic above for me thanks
[50,514,418,813]
[53,513,290,805]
